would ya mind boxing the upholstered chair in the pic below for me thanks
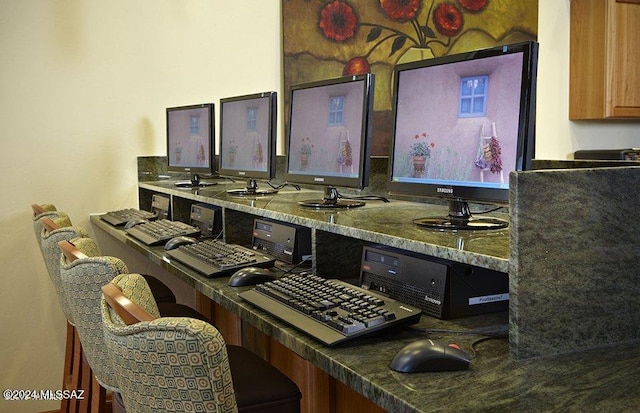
[58,237,214,412]
[31,203,66,241]
[39,217,89,323]
[32,207,176,304]
[37,216,90,412]
[58,238,126,406]
[101,273,302,413]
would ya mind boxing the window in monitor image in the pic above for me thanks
[218,91,278,196]
[388,41,538,230]
[284,73,375,208]
[166,103,216,188]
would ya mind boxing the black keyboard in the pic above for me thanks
[101,208,157,226]
[125,219,200,246]
[166,239,276,278]
[240,273,422,346]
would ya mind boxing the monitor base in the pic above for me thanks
[227,188,278,197]
[414,199,508,231]
[174,181,218,188]
[298,186,366,209]
[174,173,218,188]
[413,216,508,231]
[298,199,365,209]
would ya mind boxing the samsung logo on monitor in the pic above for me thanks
[436,187,453,194]
[314,177,325,182]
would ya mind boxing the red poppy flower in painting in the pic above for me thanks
[380,0,420,22]
[343,56,371,75]
[433,2,464,37]
[319,0,359,42]
[457,0,488,12]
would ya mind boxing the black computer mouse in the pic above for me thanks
[164,236,197,250]
[124,218,148,229]
[228,267,276,287]
[389,339,471,373]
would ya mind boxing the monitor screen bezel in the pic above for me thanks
[283,73,375,190]
[387,41,538,205]
[166,103,216,176]
[217,91,277,181]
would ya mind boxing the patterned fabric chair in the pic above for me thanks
[36,216,90,413]
[59,238,126,392]
[102,273,302,413]
[31,203,66,241]
[32,206,176,304]
[59,238,208,388]
[58,237,212,412]
[39,217,89,324]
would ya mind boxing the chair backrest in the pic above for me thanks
[101,273,237,412]
[101,283,156,325]
[38,218,89,324]
[58,238,130,391]
[31,206,70,248]
[32,203,57,216]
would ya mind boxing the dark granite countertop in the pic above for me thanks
[139,181,510,273]
[91,214,640,412]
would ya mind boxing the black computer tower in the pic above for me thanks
[360,245,509,319]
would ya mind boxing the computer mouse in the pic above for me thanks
[164,236,197,250]
[389,339,471,373]
[228,267,276,287]
[124,218,148,229]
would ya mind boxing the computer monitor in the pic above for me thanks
[166,103,216,188]
[388,41,538,230]
[218,91,278,196]
[284,73,375,208]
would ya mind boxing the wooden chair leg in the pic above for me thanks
[79,352,92,412]
[89,375,108,413]
[66,328,83,413]
[60,323,74,413]
[62,325,110,413]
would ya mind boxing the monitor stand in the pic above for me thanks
[298,186,365,209]
[227,178,278,197]
[175,173,218,188]
[413,199,508,231]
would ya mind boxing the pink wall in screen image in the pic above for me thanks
[219,97,270,172]
[288,81,364,177]
[392,53,524,184]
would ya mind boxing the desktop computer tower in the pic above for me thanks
[359,245,509,319]
[251,218,312,265]
[151,194,170,219]
[190,203,221,238]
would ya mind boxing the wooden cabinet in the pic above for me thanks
[570,0,640,119]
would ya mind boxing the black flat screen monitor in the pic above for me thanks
[388,41,538,230]
[166,103,216,188]
[218,91,277,196]
[284,73,375,208]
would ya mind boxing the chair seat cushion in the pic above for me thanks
[112,391,126,413]
[156,302,209,321]
[227,345,301,413]
[141,274,176,304]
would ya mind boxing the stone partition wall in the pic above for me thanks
[509,166,640,359]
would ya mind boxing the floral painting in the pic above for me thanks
[282,0,538,155]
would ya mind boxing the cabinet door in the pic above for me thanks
[607,0,640,117]
[570,0,640,119]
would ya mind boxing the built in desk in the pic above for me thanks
[90,167,640,411]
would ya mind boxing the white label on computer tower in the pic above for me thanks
[469,293,509,305]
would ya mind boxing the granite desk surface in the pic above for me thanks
[139,180,510,273]
[91,215,640,413]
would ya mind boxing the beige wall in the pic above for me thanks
[0,1,637,412]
